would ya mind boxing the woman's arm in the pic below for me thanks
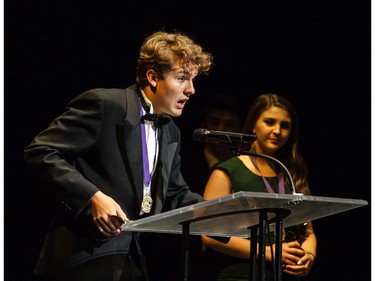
[202,168,251,258]
[202,168,275,261]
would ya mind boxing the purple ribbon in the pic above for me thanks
[140,100,152,187]
[250,156,285,194]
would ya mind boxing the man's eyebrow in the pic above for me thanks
[169,68,184,72]
[170,68,195,75]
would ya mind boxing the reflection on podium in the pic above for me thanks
[121,191,368,281]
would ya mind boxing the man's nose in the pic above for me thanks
[185,82,195,96]
[217,122,228,131]
[210,122,232,132]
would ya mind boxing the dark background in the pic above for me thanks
[5,1,371,280]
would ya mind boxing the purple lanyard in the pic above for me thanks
[140,99,157,187]
[250,156,285,194]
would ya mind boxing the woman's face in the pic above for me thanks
[252,106,292,155]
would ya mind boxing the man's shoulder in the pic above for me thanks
[68,86,140,118]
[75,85,139,106]
[87,84,138,97]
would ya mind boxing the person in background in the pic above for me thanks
[182,93,246,194]
[202,93,317,281]
[142,94,246,281]
[24,30,213,281]
[184,94,246,281]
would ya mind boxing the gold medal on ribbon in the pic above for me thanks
[141,195,153,213]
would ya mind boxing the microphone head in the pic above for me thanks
[192,128,208,142]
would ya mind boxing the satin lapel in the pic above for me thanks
[123,87,144,206]
[160,126,178,195]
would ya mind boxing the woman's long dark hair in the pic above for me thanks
[243,94,310,195]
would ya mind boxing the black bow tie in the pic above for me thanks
[141,113,170,127]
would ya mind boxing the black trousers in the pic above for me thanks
[57,253,149,281]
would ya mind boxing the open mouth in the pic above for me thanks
[177,98,188,108]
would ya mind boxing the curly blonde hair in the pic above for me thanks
[136,31,213,88]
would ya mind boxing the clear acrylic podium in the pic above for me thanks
[121,191,368,281]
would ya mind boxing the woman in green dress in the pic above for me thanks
[202,94,317,281]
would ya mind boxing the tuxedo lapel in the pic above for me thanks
[122,85,176,215]
[160,127,178,193]
[123,87,144,209]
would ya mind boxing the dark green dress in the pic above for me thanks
[211,157,307,281]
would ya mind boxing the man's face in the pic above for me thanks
[203,109,241,132]
[202,108,242,155]
[149,64,197,117]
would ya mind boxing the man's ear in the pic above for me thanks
[146,69,158,88]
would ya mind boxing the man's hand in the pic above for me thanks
[90,191,128,238]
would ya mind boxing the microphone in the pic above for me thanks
[192,128,257,144]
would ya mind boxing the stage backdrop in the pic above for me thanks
[5,1,370,280]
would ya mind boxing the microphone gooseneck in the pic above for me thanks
[246,151,299,195]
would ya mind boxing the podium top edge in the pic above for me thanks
[227,191,368,205]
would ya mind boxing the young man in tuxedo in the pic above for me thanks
[24,31,213,281]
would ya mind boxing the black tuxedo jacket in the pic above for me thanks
[24,84,202,278]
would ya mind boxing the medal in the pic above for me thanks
[141,195,153,213]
